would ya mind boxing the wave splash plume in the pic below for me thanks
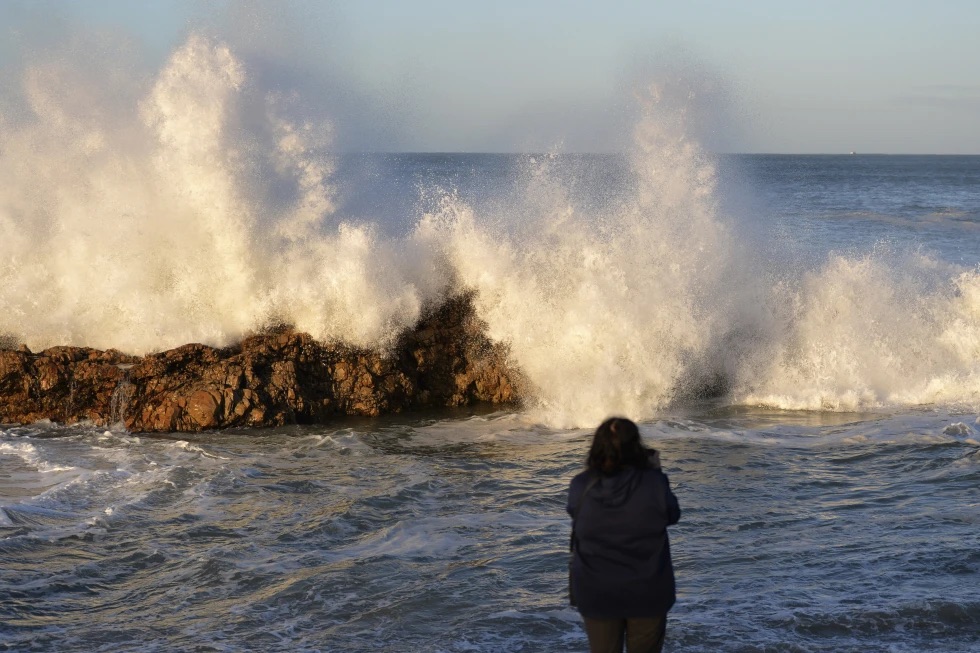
[2,35,980,427]
[0,35,446,355]
[424,79,749,426]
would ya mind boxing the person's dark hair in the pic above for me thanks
[587,417,651,475]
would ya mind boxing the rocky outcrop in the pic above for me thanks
[0,294,521,432]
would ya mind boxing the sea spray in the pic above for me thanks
[4,34,980,428]
[418,91,980,422]
[737,250,980,410]
[420,83,756,427]
[0,35,446,354]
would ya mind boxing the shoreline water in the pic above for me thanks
[3,409,978,652]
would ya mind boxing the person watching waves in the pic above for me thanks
[567,417,681,653]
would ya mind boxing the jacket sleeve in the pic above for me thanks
[663,473,681,525]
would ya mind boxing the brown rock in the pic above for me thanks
[186,389,221,428]
[0,293,523,432]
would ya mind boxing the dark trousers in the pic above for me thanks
[582,615,666,653]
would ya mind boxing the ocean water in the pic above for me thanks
[3,36,980,652]
[2,412,978,652]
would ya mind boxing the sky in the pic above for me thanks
[2,0,979,153]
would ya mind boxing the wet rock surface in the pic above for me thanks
[0,295,521,432]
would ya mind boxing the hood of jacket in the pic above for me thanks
[591,467,644,508]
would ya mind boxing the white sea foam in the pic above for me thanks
[737,253,980,411]
[422,93,980,423]
[3,34,980,427]
[0,428,241,540]
[0,35,445,354]
[419,81,765,426]
[0,441,76,473]
[0,441,40,463]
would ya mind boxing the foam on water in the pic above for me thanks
[735,251,980,411]
[0,441,77,474]
[2,412,978,652]
[3,34,980,428]
[0,427,241,540]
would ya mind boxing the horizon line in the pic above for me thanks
[333,151,980,157]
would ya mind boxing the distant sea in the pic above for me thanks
[2,151,979,652]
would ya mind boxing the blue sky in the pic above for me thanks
[3,0,979,153]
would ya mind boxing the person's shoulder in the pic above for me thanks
[640,465,670,484]
[570,469,592,483]
[569,469,593,489]
[644,448,662,470]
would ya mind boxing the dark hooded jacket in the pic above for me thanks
[567,461,680,618]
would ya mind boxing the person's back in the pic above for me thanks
[567,417,680,653]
